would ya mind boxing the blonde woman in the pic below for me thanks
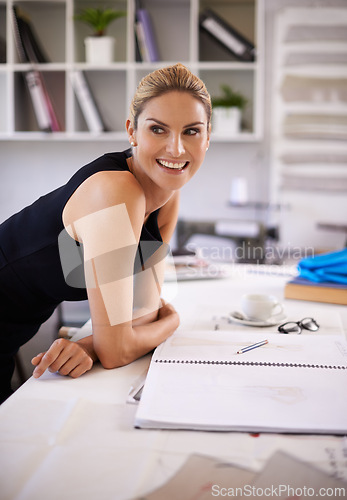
[0,63,211,403]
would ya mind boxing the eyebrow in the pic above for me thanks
[146,118,205,128]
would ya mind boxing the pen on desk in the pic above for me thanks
[237,339,268,354]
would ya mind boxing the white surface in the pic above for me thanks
[1,264,347,499]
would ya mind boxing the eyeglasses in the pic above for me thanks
[278,317,319,334]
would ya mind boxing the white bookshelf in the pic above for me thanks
[0,0,264,142]
[270,6,347,249]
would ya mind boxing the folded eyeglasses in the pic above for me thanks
[278,317,319,334]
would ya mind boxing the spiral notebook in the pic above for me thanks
[135,330,347,434]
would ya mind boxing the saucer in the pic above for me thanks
[229,311,287,327]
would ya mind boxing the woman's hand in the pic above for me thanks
[31,338,94,379]
[157,299,180,329]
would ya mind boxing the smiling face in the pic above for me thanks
[126,91,210,194]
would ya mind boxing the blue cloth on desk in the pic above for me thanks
[298,249,347,284]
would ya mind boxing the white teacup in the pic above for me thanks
[241,293,283,322]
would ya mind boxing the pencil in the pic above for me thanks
[237,339,268,354]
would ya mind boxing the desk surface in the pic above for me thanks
[1,264,347,500]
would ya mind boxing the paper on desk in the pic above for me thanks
[152,431,347,482]
[134,449,347,500]
[134,454,256,500]
[15,439,155,500]
[0,397,79,500]
[128,420,258,496]
[244,433,347,481]
[127,368,148,404]
[251,450,347,498]
[4,399,163,500]
[0,396,78,445]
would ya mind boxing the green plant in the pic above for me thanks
[211,84,248,109]
[74,7,126,37]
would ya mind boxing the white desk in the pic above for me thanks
[1,264,347,500]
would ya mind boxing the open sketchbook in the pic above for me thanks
[135,330,347,434]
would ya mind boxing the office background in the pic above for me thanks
[1,0,346,381]
[2,0,347,249]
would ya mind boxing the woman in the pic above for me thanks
[0,63,211,403]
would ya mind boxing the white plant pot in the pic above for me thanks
[212,107,242,136]
[85,36,115,64]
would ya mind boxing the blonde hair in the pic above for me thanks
[129,63,212,130]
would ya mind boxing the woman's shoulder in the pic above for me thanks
[85,169,144,203]
[63,154,145,228]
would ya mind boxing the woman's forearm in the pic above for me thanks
[93,303,179,369]
[76,301,175,367]
[130,306,179,356]
[131,307,159,327]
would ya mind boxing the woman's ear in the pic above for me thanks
[207,122,211,140]
[206,123,211,151]
[126,119,136,146]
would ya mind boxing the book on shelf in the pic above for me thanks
[284,277,347,305]
[12,6,61,132]
[135,18,150,62]
[199,8,255,62]
[12,6,50,64]
[134,22,144,62]
[23,71,53,132]
[0,36,6,63]
[69,71,106,133]
[135,328,347,434]
[135,1,159,62]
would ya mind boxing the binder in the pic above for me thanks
[135,19,150,62]
[0,36,6,63]
[135,2,159,62]
[69,71,106,133]
[24,70,52,132]
[12,6,50,64]
[199,9,255,62]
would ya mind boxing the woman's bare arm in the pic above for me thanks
[32,174,180,376]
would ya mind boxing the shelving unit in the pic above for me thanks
[0,0,263,142]
[270,6,347,249]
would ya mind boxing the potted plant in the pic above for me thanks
[74,7,126,64]
[211,84,248,135]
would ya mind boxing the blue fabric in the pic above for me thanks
[298,249,347,284]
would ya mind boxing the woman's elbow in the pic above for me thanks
[97,346,134,370]
[93,325,135,369]
[100,358,129,370]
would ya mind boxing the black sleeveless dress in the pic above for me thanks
[0,148,163,402]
